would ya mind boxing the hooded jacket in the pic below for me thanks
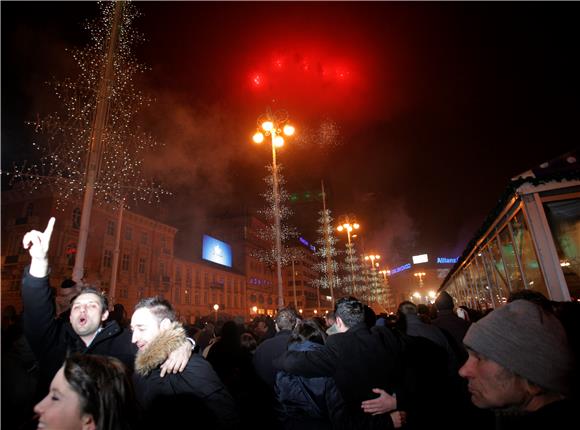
[133,322,239,430]
[21,267,135,396]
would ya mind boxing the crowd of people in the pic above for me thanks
[2,217,578,430]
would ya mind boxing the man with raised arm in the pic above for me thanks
[21,217,192,396]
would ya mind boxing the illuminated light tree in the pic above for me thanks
[312,181,341,306]
[336,215,365,297]
[252,164,298,306]
[6,1,169,288]
[342,241,365,296]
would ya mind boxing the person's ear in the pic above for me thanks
[81,414,96,430]
[101,309,109,322]
[335,316,346,331]
[160,318,172,331]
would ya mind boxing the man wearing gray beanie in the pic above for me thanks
[459,300,575,428]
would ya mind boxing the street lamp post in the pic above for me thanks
[213,303,219,322]
[414,272,426,289]
[252,108,295,310]
[337,215,360,292]
[379,269,392,311]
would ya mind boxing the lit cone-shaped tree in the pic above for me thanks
[313,208,342,306]
[253,165,298,306]
[8,1,168,209]
[341,241,364,297]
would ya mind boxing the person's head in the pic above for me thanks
[240,332,258,353]
[69,288,109,340]
[459,300,573,411]
[34,354,135,430]
[507,289,553,312]
[275,307,299,332]
[131,297,176,350]
[56,279,80,310]
[290,318,327,345]
[334,297,364,332]
[397,301,418,316]
[324,311,336,327]
[434,291,454,311]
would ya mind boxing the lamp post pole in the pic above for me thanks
[252,108,295,310]
[337,216,360,293]
[270,126,284,309]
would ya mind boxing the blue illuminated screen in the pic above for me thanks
[202,235,232,268]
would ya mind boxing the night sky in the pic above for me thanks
[2,1,579,267]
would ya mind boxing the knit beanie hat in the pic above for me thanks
[435,291,454,310]
[463,300,573,395]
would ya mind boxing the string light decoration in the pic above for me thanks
[253,165,298,269]
[341,240,365,296]
[6,1,170,210]
[312,208,342,303]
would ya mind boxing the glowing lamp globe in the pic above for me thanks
[283,124,295,136]
[262,121,274,132]
[274,136,284,147]
[253,132,264,144]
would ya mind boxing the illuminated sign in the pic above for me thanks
[437,257,459,264]
[412,254,429,264]
[202,235,232,268]
[299,237,316,252]
[391,263,412,275]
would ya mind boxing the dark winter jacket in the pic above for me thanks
[21,267,136,395]
[496,398,576,430]
[275,341,343,430]
[275,323,401,429]
[133,322,239,430]
[432,309,471,345]
[253,329,293,386]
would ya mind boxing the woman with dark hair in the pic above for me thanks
[34,353,137,430]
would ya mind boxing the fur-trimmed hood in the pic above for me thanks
[135,322,186,376]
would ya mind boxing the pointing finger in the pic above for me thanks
[44,217,56,238]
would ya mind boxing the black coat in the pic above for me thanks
[275,341,343,430]
[253,329,292,386]
[133,324,239,430]
[275,323,401,429]
[21,268,136,395]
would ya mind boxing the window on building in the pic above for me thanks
[174,286,180,304]
[122,254,130,271]
[125,226,132,241]
[103,250,113,268]
[498,226,524,290]
[107,221,115,236]
[26,203,34,217]
[186,268,192,288]
[141,232,148,245]
[195,270,201,288]
[544,198,580,299]
[510,210,548,296]
[72,208,81,229]
[66,243,76,267]
[138,257,146,274]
